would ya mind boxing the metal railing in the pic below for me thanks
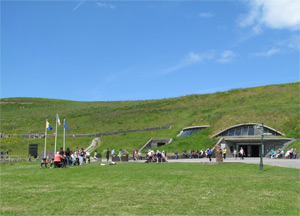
[0,155,24,162]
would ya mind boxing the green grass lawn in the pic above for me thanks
[0,162,299,215]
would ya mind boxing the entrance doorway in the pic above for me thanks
[251,145,259,157]
[157,142,166,147]
[237,143,260,157]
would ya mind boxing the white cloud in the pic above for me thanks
[253,47,280,57]
[163,51,215,74]
[218,50,237,63]
[198,12,214,18]
[73,0,85,11]
[185,52,203,63]
[162,50,237,74]
[96,2,116,9]
[239,0,300,32]
[277,35,300,51]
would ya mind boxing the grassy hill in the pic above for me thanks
[0,82,299,157]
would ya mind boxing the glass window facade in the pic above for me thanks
[218,125,280,137]
[181,128,202,136]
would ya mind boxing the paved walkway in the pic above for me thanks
[130,157,300,169]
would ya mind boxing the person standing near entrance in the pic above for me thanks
[233,149,237,159]
[240,147,245,160]
[106,148,110,162]
[222,148,227,159]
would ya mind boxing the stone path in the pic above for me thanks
[130,157,300,169]
[84,137,101,153]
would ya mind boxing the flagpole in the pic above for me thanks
[44,119,47,158]
[63,119,66,151]
[54,114,58,156]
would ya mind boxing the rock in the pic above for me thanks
[215,144,223,163]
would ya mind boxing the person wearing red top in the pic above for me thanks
[54,152,64,168]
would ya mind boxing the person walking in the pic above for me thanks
[94,150,97,160]
[134,149,138,161]
[106,148,110,162]
[240,147,245,160]
[222,148,227,160]
[233,149,237,160]
[207,148,212,162]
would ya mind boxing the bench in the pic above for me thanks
[40,158,48,168]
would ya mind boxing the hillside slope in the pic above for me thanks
[0,82,299,156]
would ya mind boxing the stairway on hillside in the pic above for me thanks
[84,137,101,153]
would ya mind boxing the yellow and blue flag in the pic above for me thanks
[46,121,53,131]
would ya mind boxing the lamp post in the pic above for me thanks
[255,122,264,171]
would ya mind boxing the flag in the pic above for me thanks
[46,121,53,131]
[64,120,69,133]
[57,115,61,126]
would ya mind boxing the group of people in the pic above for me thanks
[146,149,168,163]
[177,149,213,160]
[270,148,297,159]
[175,148,245,161]
[232,148,245,160]
[52,147,90,168]
[105,148,124,162]
[132,149,143,161]
[0,149,9,160]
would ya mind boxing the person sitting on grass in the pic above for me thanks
[289,148,294,159]
[148,150,155,162]
[162,150,168,162]
[156,150,162,162]
[200,149,204,158]
[275,149,283,159]
[285,150,290,159]
[195,150,200,159]
[191,150,195,158]
[54,152,64,168]
[270,150,274,158]
[272,151,277,159]
[280,149,284,158]
[187,150,192,159]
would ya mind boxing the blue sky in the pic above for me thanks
[1,0,299,101]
